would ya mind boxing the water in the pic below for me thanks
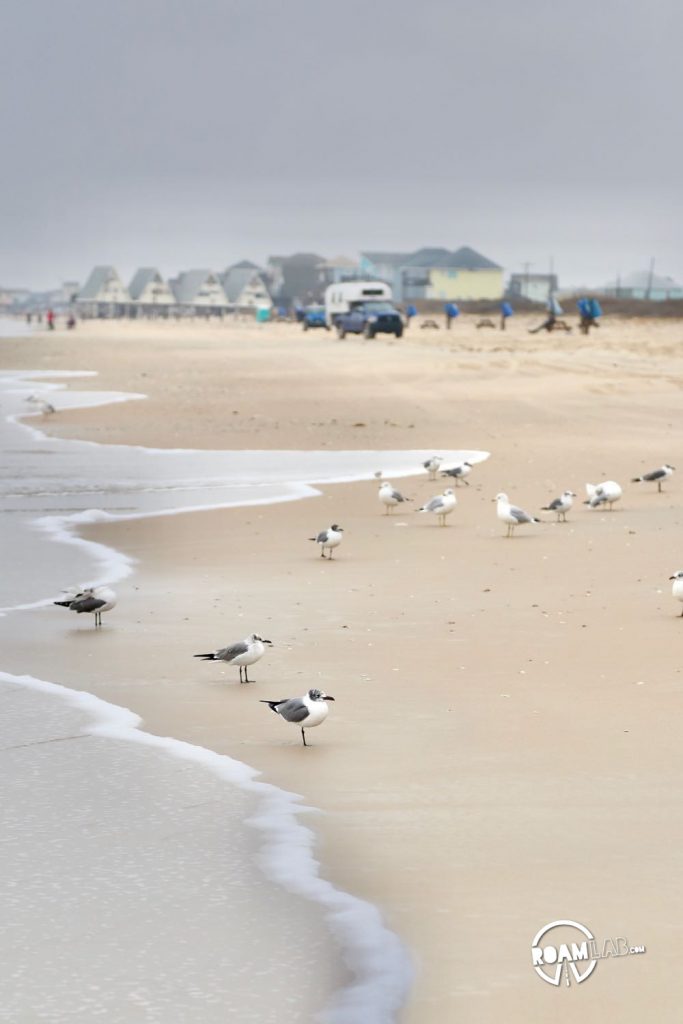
[0,364,489,1020]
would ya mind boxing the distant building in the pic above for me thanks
[359,247,503,301]
[266,253,325,306]
[507,273,559,304]
[317,256,360,289]
[221,261,272,310]
[77,266,130,317]
[128,268,175,315]
[603,271,683,301]
[169,270,229,314]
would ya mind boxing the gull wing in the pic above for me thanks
[215,640,249,662]
[274,698,310,724]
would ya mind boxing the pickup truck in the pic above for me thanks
[335,301,403,339]
[302,305,329,330]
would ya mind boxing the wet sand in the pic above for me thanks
[2,315,683,1021]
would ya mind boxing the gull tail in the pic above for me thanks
[194,652,217,660]
[631,476,643,483]
[260,699,285,713]
[54,600,73,608]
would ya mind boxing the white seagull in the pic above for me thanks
[541,489,577,522]
[632,464,675,493]
[310,524,344,558]
[53,585,117,627]
[584,481,622,510]
[422,455,443,480]
[495,492,540,537]
[441,461,473,486]
[669,571,683,617]
[194,632,272,683]
[378,480,407,514]
[260,688,335,746]
[418,488,457,526]
[26,395,56,415]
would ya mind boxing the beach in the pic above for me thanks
[2,314,683,1021]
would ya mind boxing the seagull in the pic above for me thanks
[632,464,675,492]
[260,688,335,746]
[423,455,443,480]
[541,489,577,522]
[441,461,472,486]
[194,633,272,682]
[584,481,622,510]
[378,480,407,514]
[669,571,683,617]
[54,585,117,627]
[418,488,457,526]
[310,524,344,558]
[495,493,540,537]
[26,395,55,415]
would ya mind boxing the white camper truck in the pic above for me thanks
[324,280,393,326]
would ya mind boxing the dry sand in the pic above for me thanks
[3,314,683,1021]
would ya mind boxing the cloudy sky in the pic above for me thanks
[2,0,681,290]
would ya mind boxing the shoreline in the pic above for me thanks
[3,319,683,1021]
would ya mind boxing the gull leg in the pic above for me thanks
[239,666,245,683]
[301,728,308,747]
[658,481,662,493]
[244,666,251,683]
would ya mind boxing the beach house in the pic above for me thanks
[266,254,325,306]
[507,273,559,303]
[221,261,273,311]
[169,270,229,315]
[359,247,503,302]
[76,266,130,317]
[603,270,683,301]
[128,268,175,316]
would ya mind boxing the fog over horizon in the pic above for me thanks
[2,0,681,292]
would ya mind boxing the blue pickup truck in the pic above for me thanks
[302,304,329,330]
[335,301,404,339]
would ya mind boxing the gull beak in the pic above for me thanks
[263,639,273,645]
[669,576,676,581]
[324,695,335,701]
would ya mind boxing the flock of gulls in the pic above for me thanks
[51,456,680,745]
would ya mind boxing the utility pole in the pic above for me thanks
[645,256,655,300]
[522,261,533,300]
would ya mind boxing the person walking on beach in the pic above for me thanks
[500,300,513,330]
[578,296,602,334]
[405,303,417,329]
[46,308,55,330]
[445,301,459,329]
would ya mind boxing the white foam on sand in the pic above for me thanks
[1,670,413,1024]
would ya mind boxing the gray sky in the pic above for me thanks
[2,0,681,290]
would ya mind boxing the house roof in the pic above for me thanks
[228,259,260,271]
[221,266,270,303]
[319,255,358,268]
[170,269,227,304]
[361,252,411,266]
[128,267,164,300]
[362,247,501,270]
[78,266,128,300]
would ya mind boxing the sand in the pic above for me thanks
[2,313,683,1021]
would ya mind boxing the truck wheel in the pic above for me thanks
[337,326,346,339]
[303,322,309,331]
[395,326,403,338]
[364,324,375,339]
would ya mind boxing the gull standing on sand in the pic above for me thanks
[584,481,622,510]
[669,571,683,616]
[423,456,443,480]
[310,524,344,558]
[260,688,335,746]
[441,461,473,486]
[541,489,577,522]
[495,493,540,537]
[378,480,407,514]
[632,464,675,492]
[26,395,56,415]
[54,586,117,627]
[418,488,457,526]
[194,633,272,682]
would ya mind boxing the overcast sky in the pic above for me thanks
[2,0,681,290]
